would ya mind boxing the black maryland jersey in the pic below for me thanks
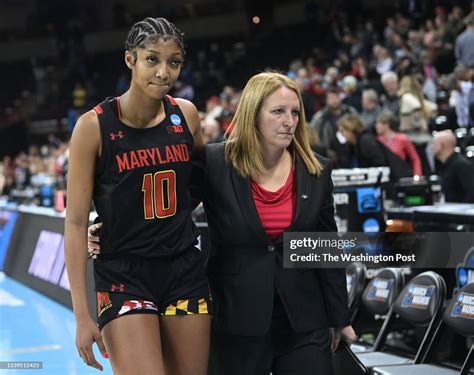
[93,95,199,257]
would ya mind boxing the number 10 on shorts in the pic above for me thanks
[142,170,177,219]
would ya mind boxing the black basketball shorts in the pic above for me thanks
[94,246,213,330]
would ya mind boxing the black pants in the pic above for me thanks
[208,293,334,375]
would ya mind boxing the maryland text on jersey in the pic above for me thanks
[115,144,190,173]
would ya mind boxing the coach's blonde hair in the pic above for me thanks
[225,72,322,178]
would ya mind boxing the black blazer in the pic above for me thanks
[355,131,388,168]
[198,143,350,336]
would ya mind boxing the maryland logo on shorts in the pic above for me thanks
[97,292,113,317]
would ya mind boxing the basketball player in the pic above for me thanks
[64,17,212,374]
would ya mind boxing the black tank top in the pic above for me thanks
[92,95,199,258]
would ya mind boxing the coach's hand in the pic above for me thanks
[76,317,107,371]
[88,223,103,259]
[331,325,357,352]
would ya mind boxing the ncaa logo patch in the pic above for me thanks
[170,114,182,125]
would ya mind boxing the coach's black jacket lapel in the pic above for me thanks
[289,155,319,231]
[229,167,271,243]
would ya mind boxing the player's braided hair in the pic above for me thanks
[125,17,185,61]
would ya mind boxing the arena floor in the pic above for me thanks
[0,272,113,374]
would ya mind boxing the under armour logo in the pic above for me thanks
[110,131,124,140]
[301,193,309,200]
[111,284,125,292]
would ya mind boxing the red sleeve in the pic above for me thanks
[403,136,423,176]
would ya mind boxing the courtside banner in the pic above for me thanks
[283,232,474,268]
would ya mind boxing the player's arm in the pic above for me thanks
[64,110,107,370]
[176,98,206,208]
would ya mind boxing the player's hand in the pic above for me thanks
[331,325,357,352]
[76,317,108,371]
[88,223,102,259]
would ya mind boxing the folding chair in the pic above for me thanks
[352,268,405,354]
[355,271,446,373]
[372,282,474,375]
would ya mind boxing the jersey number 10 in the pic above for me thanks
[142,170,177,219]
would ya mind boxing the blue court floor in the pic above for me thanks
[0,272,113,374]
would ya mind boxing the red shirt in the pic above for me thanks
[378,133,423,176]
[251,168,296,239]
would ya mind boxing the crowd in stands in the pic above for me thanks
[1,1,474,206]
[0,134,69,205]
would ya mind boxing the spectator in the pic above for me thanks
[205,96,224,121]
[306,72,326,114]
[52,142,69,188]
[1,175,14,196]
[398,75,437,134]
[423,18,438,52]
[420,50,438,102]
[323,66,340,89]
[390,33,411,61]
[338,114,387,168]
[450,67,474,128]
[14,153,30,189]
[432,130,474,203]
[341,75,362,113]
[309,87,358,167]
[351,57,368,79]
[395,55,418,78]
[376,110,423,177]
[433,12,457,75]
[334,51,352,74]
[2,156,15,180]
[305,56,321,75]
[380,71,400,116]
[444,6,465,47]
[375,46,394,75]
[407,30,424,57]
[360,89,382,131]
[1,156,15,195]
[201,117,223,144]
[455,14,474,68]
[307,125,328,158]
[294,73,318,121]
